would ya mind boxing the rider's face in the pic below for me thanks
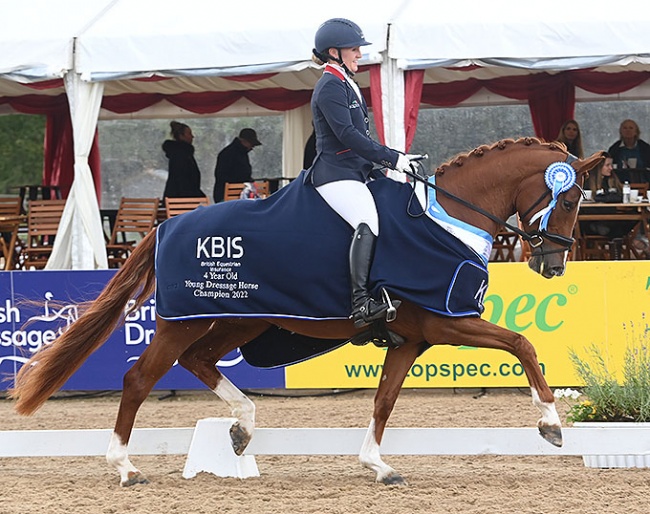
[336,47,362,73]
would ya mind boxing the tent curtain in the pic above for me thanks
[102,88,313,115]
[46,73,107,270]
[404,69,424,151]
[369,65,385,144]
[418,70,650,141]
[527,75,575,141]
[0,93,101,200]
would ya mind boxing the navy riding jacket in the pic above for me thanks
[306,64,399,187]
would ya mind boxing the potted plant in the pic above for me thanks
[554,321,650,468]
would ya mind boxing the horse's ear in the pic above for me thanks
[574,151,606,175]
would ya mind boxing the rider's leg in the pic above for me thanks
[315,181,387,328]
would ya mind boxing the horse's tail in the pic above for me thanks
[10,229,158,416]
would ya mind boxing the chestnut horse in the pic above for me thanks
[11,138,604,487]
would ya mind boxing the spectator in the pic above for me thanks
[213,128,262,203]
[582,152,636,239]
[162,121,206,199]
[556,119,584,158]
[607,119,650,170]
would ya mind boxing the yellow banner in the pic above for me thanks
[285,261,650,388]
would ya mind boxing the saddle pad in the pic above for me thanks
[155,171,489,321]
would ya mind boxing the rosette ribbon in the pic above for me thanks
[529,162,576,231]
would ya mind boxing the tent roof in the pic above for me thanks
[0,0,114,81]
[390,0,650,71]
[74,0,395,81]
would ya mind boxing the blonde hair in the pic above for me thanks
[619,119,641,140]
[556,119,584,158]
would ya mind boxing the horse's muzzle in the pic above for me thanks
[528,255,566,278]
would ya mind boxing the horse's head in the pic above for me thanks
[434,138,605,278]
[516,146,605,278]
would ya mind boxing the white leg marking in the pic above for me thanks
[359,418,397,483]
[106,432,141,486]
[213,374,255,435]
[531,388,562,427]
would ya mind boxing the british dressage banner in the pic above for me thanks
[0,270,283,391]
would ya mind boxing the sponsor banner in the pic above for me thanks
[285,261,650,388]
[0,270,283,391]
[1,261,648,391]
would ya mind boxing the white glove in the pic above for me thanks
[395,154,411,173]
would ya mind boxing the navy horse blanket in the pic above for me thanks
[155,171,488,322]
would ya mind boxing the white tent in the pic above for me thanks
[2,0,650,269]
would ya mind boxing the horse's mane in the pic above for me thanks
[434,137,566,175]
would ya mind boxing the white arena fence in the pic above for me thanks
[2,419,650,477]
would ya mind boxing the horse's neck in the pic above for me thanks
[436,162,519,235]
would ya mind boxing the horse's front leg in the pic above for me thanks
[359,342,425,485]
[436,316,563,447]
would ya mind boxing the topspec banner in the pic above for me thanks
[0,261,648,390]
[285,261,650,388]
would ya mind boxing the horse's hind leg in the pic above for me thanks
[107,318,214,487]
[177,318,271,455]
[359,341,426,486]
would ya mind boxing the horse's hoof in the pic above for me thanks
[380,472,407,486]
[230,422,252,456]
[538,424,563,447]
[121,471,149,487]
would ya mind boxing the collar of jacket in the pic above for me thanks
[324,64,346,81]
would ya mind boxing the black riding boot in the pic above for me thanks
[349,223,388,328]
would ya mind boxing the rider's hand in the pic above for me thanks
[395,154,411,173]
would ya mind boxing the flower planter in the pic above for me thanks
[573,422,650,468]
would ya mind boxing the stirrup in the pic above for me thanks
[381,288,399,323]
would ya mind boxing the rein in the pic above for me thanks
[402,154,579,255]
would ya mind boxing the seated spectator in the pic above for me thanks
[607,119,650,169]
[582,152,636,239]
[556,119,584,158]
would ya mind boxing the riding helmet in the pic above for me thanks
[314,18,371,55]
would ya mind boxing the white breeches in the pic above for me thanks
[316,180,379,236]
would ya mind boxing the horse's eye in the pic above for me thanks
[562,199,575,211]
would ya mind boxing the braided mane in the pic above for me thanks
[434,137,565,175]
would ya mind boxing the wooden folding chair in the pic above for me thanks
[0,197,25,270]
[490,230,518,262]
[0,197,22,217]
[223,181,270,201]
[164,196,210,218]
[105,197,159,268]
[22,199,67,269]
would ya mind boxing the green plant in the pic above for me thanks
[556,320,650,423]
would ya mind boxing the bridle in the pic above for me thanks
[403,154,581,258]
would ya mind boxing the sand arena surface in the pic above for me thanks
[1,388,649,514]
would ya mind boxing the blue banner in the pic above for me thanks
[0,270,284,391]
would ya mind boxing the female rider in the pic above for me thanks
[307,18,414,328]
